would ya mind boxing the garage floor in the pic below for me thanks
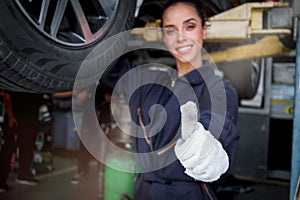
[0,151,290,200]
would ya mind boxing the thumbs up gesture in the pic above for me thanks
[175,101,229,182]
[180,101,199,140]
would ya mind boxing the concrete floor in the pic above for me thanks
[0,152,100,200]
[0,152,290,200]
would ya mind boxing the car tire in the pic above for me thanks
[0,0,136,92]
[217,59,261,100]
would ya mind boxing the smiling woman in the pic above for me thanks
[0,0,136,92]
[162,1,207,76]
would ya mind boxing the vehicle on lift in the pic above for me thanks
[0,0,294,95]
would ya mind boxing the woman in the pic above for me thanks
[133,0,238,199]
[101,0,239,199]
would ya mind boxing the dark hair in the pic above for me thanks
[162,0,206,27]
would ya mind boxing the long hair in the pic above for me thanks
[162,0,206,27]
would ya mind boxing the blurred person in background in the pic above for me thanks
[10,92,44,186]
[70,84,112,185]
[51,91,80,153]
[0,89,18,192]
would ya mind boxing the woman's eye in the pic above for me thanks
[165,29,177,36]
[186,24,195,31]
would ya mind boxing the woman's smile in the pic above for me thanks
[176,44,193,54]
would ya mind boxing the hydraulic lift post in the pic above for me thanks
[290,12,300,200]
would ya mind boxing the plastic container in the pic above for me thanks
[104,152,139,200]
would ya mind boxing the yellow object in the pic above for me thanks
[204,35,291,63]
[205,2,291,41]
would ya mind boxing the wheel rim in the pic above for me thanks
[15,0,119,47]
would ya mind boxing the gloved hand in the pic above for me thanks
[174,101,229,182]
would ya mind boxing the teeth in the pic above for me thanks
[177,46,191,52]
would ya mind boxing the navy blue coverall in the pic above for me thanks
[102,58,239,200]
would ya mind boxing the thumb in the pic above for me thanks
[180,101,198,140]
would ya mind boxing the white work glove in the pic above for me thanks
[174,101,229,182]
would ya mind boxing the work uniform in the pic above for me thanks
[104,59,239,200]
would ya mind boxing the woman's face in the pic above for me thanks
[162,3,206,66]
